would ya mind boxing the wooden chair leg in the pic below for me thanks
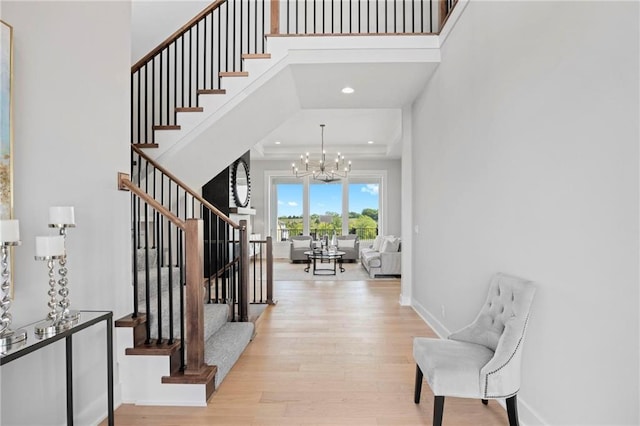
[433,395,445,426]
[414,365,423,403]
[506,395,519,426]
[481,399,488,405]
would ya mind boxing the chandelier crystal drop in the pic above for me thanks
[292,124,352,182]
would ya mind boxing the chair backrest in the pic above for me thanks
[449,273,535,352]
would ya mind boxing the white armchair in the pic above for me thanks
[413,273,536,426]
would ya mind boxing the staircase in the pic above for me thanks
[114,146,271,405]
[116,0,457,408]
[115,248,253,404]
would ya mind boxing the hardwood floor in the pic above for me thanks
[106,279,511,425]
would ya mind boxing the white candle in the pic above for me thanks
[0,220,20,243]
[49,206,75,226]
[35,236,65,257]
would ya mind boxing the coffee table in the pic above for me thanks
[303,250,346,275]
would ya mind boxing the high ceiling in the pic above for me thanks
[250,61,439,161]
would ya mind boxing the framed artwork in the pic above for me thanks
[1,20,12,220]
[1,20,14,296]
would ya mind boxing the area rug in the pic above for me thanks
[272,259,396,281]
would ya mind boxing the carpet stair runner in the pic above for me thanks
[132,248,253,388]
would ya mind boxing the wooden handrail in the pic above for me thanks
[118,172,186,229]
[132,145,241,229]
[131,0,227,73]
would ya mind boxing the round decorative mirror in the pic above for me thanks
[231,158,251,208]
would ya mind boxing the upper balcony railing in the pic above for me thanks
[131,0,457,145]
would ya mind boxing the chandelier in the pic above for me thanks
[292,124,352,182]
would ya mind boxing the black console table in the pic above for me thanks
[0,310,114,425]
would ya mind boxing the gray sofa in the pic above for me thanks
[360,235,401,278]
[289,235,313,262]
[336,235,359,262]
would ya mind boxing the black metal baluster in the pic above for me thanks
[159,51,164,126]
[181,36,185,107]
[403,0,406,32]
[144,200,151,344]
[218,5,222,88]
[167,182,174,344]
[232,0,236,71]
[367,0,370,33]
[214,216,220,302]
[132,73,135,143]
[330,0,334,34]
[178,228,185,371]
[152,58,156,136]
[262,0,266,50]
[394,0,397,32]
[144,65,149,143]
[155,212,163,344]
[384,0,388,33]
[132,192,139,318]
[206,208,212,302]
[412,0,415,32]
[239,0,243,71]
[188,29,193,106]
[225,1,229,72]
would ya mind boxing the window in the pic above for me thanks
[274,181,303,241]
[348,180,380,241]
[268,173,385,241]
[310,181,342,239]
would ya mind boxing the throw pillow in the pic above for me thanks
[292,239,310,249]
[337,238,355,249]
[380,236,400,253]
[371,235,385,251]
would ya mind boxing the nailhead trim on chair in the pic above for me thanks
[483,313,531,399]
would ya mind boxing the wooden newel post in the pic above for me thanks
[266,236,275,305]
[239,220,250,322]
[185,218,205,375]
[270,0,280,35]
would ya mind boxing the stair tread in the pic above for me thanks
[176,107,204,112]
[115,313,147,328]
[242,53,271,59]
[125,339,181,356]
[219,71,249,77]
[197,89,226,95]
[162,365,217,385]
[153,125,181,130]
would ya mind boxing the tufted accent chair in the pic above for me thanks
[413,273,536,426]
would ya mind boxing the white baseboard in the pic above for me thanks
[411,298,449,339]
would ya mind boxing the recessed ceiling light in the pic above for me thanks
[341,86,354,94]
[275,141,281,145]
[367,140,374,144]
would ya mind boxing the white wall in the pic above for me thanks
[1,2,131,425]
[131,0,211,63]
[411,1,639,425]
